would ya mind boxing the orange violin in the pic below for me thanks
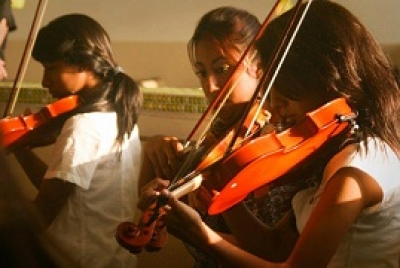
[208,97,356,214]
[115,100,269,254]
[116,175,204,253]
[0,0,80,151]
[0,95,81,150]
[116,0,317,253]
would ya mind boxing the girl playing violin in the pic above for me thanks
[138,1,400,267]
[138,6,315,267]
[12,14,142,267]
[139,7,263,267]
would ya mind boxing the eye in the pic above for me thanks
[214,64,231,75]
[194,69,206,78]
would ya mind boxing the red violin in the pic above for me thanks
[0,0,78,151]
[115,0,335,254]
[115,101,269,253]
[0,95,81,150]
[207,97,355,214]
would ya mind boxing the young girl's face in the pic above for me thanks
[193,38,260,120]
[268,87,321,129]
[40,61,98,99]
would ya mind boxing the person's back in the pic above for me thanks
[44,113,141,266]
[13,14,143,267]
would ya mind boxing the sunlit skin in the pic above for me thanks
[138,98,384,267]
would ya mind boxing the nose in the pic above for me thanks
[202,75,221,102]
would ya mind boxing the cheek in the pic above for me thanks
[229,77,258,103]
[61,72,88,93]
[201,84,216,103]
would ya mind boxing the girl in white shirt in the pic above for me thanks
[13,14,142,267]
[137,1,400,267]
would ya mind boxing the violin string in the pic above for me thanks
[4,0,48,117]
[145,0,313,231]
[245,0,313,138]
[183,0,286,146]
[224,0,305,155]
[194,50,259,150]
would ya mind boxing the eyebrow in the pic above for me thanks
[194,57,228,68]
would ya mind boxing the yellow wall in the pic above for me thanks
[5,40,198,88]
[6,40,400,89]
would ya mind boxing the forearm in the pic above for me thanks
[198,222,288,268]
[14,147,48,189]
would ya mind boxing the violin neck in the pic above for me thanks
[170,174,203,199]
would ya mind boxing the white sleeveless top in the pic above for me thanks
[293,138,400,267]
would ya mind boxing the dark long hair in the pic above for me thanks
[257,0,400,154]
[188,6,261,69]
[32,14,142,145]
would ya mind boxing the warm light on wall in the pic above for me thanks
[12,0,25,9]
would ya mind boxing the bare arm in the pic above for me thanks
[34,178,75,231]
[151,166,382,267]
[13,147,75,231]
[13,147,48,189]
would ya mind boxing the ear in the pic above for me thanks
[246,60,263,79]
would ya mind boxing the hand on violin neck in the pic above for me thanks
[137,178,170,211]
[162,190,207,247]
[143,135,185,180]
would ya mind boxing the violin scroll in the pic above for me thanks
[116,202,168,254]
[116,174,204,253]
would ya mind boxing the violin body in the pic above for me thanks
[115,0,340,253]
[208,98,355,214]
[0,95,80,150]
[115,103,269,253]
[196,101,270,173]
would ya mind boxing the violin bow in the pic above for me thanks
[182,0,289,150]
[226,0,314,154]
[3,0,48,117]
[168,0,302,189]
